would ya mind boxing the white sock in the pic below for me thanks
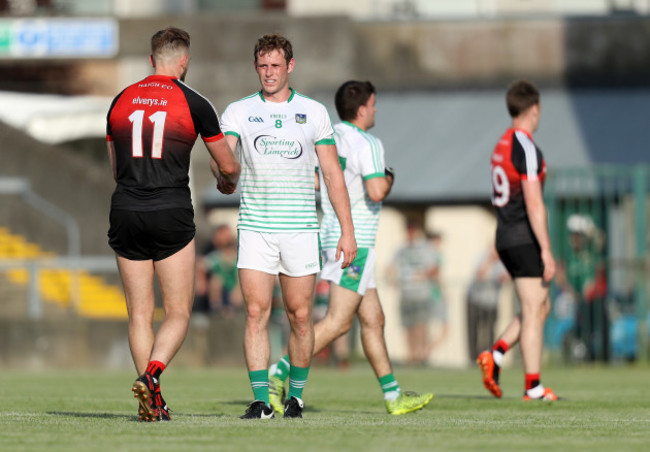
[492,350,504,367]
[526,384,545,399]
[384,390,400,401]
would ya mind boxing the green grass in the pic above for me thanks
[0,365,648,451]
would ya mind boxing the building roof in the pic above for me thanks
[203,88,650,207]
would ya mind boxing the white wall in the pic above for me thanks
[205,204,514,369]
[373,205,503,368]
[287,0,622,18]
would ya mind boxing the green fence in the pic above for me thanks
[544,165,649,363]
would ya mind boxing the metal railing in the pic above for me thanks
[0,256,120,320]
[545,165,650,362]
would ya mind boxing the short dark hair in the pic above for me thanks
[506,79,540,118]
[151,27,190,64]
[335,81,376,122]
[254,33,293,65]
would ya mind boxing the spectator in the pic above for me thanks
[466,244,508,362]
[195,224,243,317]
[391,220,440,365]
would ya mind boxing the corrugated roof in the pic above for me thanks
[203,88,650,206]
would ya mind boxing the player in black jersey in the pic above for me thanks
[106,27,240,421]
[477,80,558,401]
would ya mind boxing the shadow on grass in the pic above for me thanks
[433,394,501,400]
[220,399,326,414]
[47,411,132,420]
[47,411,231,421]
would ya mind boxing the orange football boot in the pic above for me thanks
[523,387,558,401]
[477,351,502,398]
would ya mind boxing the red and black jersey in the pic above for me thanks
[491,128,546,250]
[106,75,224,211]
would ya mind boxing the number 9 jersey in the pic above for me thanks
[106,74,224,211]
[490,128,546,250]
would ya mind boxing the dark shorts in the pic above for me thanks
[497,243,543,278]
[108,208,195,261]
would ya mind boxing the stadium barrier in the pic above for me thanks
[545,165,650,363]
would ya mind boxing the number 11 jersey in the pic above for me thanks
[490,127,546,250]
[106,74,224,211]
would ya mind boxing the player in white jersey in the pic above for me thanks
[220,34,356,419]
[269,81,433,415]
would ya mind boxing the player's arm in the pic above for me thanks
[105,91,123,182]
[365,169,393,202]
[316,143,357,268]
[106,140,117,180]
[361,137,393,202]
[206,134,240,195]
[522,179,556,283]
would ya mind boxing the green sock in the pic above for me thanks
[378,373,401,401]
[248,369,269,406]
[287,364,310,400]
[270,354,290,381]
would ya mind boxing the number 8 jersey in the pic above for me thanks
[106,74,224,211]
[491,128,546,250]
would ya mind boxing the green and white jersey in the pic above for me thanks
[319,121,386,249]
[221,89,335,232]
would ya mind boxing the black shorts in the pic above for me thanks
[108,208,195,261]
[497,243,543,278]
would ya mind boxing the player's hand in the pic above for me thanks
[216,174,237,194]
[336,232,357,269]
[541,248,556,283]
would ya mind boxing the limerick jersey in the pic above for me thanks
[106,74,224,211]
[319,122,386,249]
[491,128,547,250]
[220,89,335,232]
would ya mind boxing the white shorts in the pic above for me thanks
[237,230,321,277]
[320,248,376,295]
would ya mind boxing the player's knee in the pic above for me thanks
[360,305,385,327]
[245,302,270,322]
[361,313,385,332]
[128,307,155,324]
[168,307,191,323]
[288,306,311,327]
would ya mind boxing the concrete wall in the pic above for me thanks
[110,14,354,109]
[67,14,650,99]
[0,316,246,370]
[0,122,114,256]
[373,205,508,367]
[201,204,508,368]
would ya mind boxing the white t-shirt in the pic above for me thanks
[319,121,386,249]
[221,89,335,232]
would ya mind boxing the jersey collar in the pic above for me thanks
[511,127,533,139]
[341,120,365,132]
[258,87,295,103]
[146,74,177,81]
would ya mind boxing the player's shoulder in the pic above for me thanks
[235,91,262,104]
[512,129,536,149]
[292,90,329,112]
[492,128,516,157]
[173,80,218,109]
[350,123,383,149]
[225,91,261,110]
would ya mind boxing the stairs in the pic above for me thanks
[0,226,129,319]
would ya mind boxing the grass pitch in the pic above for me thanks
[0,365,648,451]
